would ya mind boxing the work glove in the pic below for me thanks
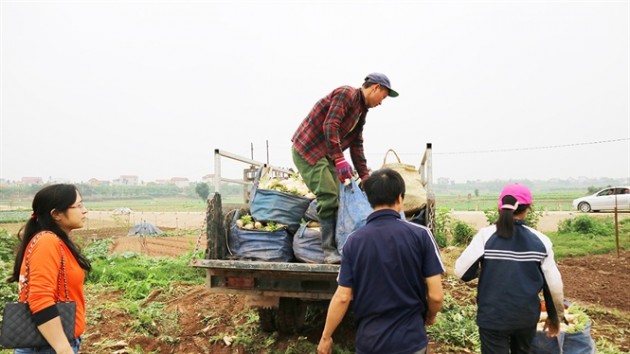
[334,158,353,183]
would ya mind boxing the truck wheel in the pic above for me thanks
[257,308,277,333]
[276,298,307,334]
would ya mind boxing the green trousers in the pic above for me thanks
[291,147,339,220]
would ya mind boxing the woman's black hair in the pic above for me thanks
[496,195,530,238]
[8,184,92,283]
[363,168,405,208]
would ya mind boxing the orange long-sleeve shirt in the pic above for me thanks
[18,231,85,339]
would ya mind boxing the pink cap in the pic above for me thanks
[498,183,532,209]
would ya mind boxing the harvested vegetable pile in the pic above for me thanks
[235,213,286,232]
[258,173,316,199]
[537,304,591,333]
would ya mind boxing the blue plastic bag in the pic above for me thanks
[228,209,293,262]
[531,322,596,354]
[335,179,373,255]
[293,223,324,264]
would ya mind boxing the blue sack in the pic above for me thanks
[531,322,596,354]
[335,179,373,255]
[249,167,313,227]
[293,223,324,264]
[228,209,293,262]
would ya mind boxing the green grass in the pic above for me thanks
[2,196,247,213]
[437,192,582,211]
[82,198,207,212]
[0,211,30,224]
[548,217,629,259]
[427,279,480,352]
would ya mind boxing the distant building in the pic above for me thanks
[49,177,71,184]
[20,177,43,185]
[170,177,190,188]
[202,174,215,184]
[88,178,109,186]
[113,175,139,186]
[437,177,451,185]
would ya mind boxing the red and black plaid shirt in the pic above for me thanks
[291,86,370,178]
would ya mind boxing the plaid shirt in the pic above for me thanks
[291,85,370,178]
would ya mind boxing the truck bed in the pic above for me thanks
[192,259,339,300]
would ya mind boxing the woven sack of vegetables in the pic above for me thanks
[249,167,314,227]
[381,149,427,215]
[531,306,596,354]
[293,222,324,264]
[335,179,373,256]
[228,209,293,262]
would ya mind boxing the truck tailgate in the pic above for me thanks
[191,259,340,300]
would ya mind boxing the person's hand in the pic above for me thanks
[317,336,334,354]
[334,158,353,183]
[543,318,560,337]
[425,314,437,326]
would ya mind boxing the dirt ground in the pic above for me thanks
[82,210,628,234]
[78,242,629,353]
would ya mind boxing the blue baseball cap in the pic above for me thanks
[365,72,399,97]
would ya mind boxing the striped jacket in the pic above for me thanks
[454,220,564,330]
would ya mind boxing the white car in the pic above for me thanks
[572,186,630,212]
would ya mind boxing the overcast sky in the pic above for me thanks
[1,0,629,184]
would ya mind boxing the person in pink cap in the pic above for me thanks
[454,183,565,354]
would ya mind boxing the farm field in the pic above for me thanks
[67,211,627,353]
[0,189,597,214]
[77,237,629,353]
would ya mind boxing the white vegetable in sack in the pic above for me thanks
[258,172,314,198]
[537,306,590,333]
[236,213,287,232]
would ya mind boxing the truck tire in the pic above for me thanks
[257,308,277,333]
[276,298,307,334]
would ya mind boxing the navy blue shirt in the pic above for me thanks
[338,209,445,354]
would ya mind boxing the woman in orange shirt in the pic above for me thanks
[8,184,92,354]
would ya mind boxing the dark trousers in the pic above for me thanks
[479,326,537,354]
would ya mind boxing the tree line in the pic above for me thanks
[0,182,245,202]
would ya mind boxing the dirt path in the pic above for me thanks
[83,210,629,234]
[84,211,206,230]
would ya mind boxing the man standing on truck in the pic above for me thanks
[317,168,444,354]
[291,73,399,264]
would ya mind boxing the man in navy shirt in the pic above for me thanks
[317,168,444,354]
